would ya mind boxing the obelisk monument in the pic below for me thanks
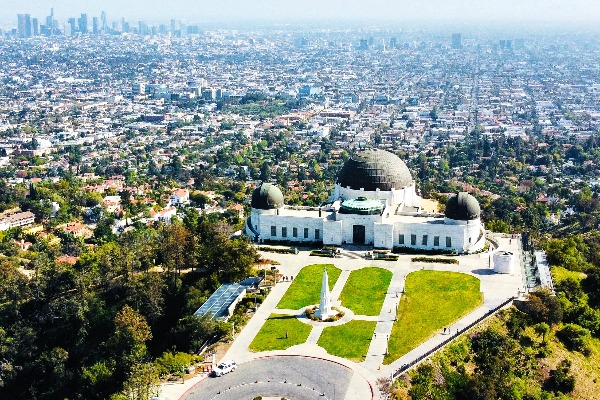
[316,267,333,320]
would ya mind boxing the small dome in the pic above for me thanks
[251,183,284,210]
[336,149,412,191]
[445,192,481,220]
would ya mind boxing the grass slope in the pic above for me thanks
[384,270,482,364]
[318,320,377,362]
[551,265,586,283]
[277,264,341,310]
[395,310,600,400]
[249,314,312,352]
[339,267,393,316]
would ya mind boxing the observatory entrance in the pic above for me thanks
[353,225,366,244]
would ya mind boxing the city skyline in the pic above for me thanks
[3,0,600,26]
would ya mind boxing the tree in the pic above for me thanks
[198,229,256,284]
[260,160,272,182]
[112,363,159,400]
[111,305,152,376]
[171,315,230,353]
[525,289,563,325]
[534,322,550,345]
[546,359,576,393]
[581,267,600,308]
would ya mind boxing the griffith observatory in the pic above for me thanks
[245,149,486,254]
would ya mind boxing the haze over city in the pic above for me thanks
[3,0,600,399]
[3,0,600,26]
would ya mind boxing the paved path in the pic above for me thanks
[331,268,352,305]
[362,268,407,370]
[170,235,524,400]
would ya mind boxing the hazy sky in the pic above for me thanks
[3,0,600,25]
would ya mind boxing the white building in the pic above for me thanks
[0,211,36,231]
[245,149,485,254]
[170,188,190,206]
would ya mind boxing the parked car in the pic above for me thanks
[212,360,237,377]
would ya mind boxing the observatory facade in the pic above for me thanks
[245,149,486,253]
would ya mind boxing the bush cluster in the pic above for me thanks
[411,257,459,264]
[304,306,344,322]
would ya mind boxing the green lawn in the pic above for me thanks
[384,270,483,364]
[277,264,342,310]
[339,267,393,316]
[318,320,377,362]
[551,265,586,283]
[249,314,312,352]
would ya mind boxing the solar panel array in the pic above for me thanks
[194,283,246,320]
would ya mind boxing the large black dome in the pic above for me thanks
[336,149,412,191]
[445,192,481,220]
[251,183,284,210]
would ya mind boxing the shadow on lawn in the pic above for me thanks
[270,314,299,320]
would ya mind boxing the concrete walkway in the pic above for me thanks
[362,269,407,370]
[173,234,524,400]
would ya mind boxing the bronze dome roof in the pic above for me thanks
[336,149,412,191]
[445,192,481,220]
[251,183,284,210]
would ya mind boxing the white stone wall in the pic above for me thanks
[259,213,324,243]
[393,220,484,253]
[337,213,380,245]
[249,206,485,253]
[374,223,394,249]
[333,184,421,209]
[334,185,395,203]
[323,219,343,246]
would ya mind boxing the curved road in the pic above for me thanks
[183,356,354,400]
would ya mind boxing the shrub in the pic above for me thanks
[154,352,195,377]
[545,359,576,393]
[304,306,344,322]
[411,257,459,264]
[556,323,590,352]
[257,246,296,254]
[525,289,563,325]
[393,246,457,255]
[310,250,334,257]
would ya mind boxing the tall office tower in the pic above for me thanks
[451,33,462,49]
[101,11,107,33]
[68,18,77,35]
[32,18,39,36]
[92,17,99,34]
[390,37,398,49]
[79,13,88,34]
[138,21,148,35]
[17,14,25,37]
[170,19,177,33]
[45,8,56,35]
[17,14,32,38]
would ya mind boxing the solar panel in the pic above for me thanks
[194,283,246,320]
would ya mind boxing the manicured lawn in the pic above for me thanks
[249,314,312,352]
[318,320,377,362]
[384,270,483,364]
[277,264,342,310]
[339,267,392,316]
[551,265,586,283]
